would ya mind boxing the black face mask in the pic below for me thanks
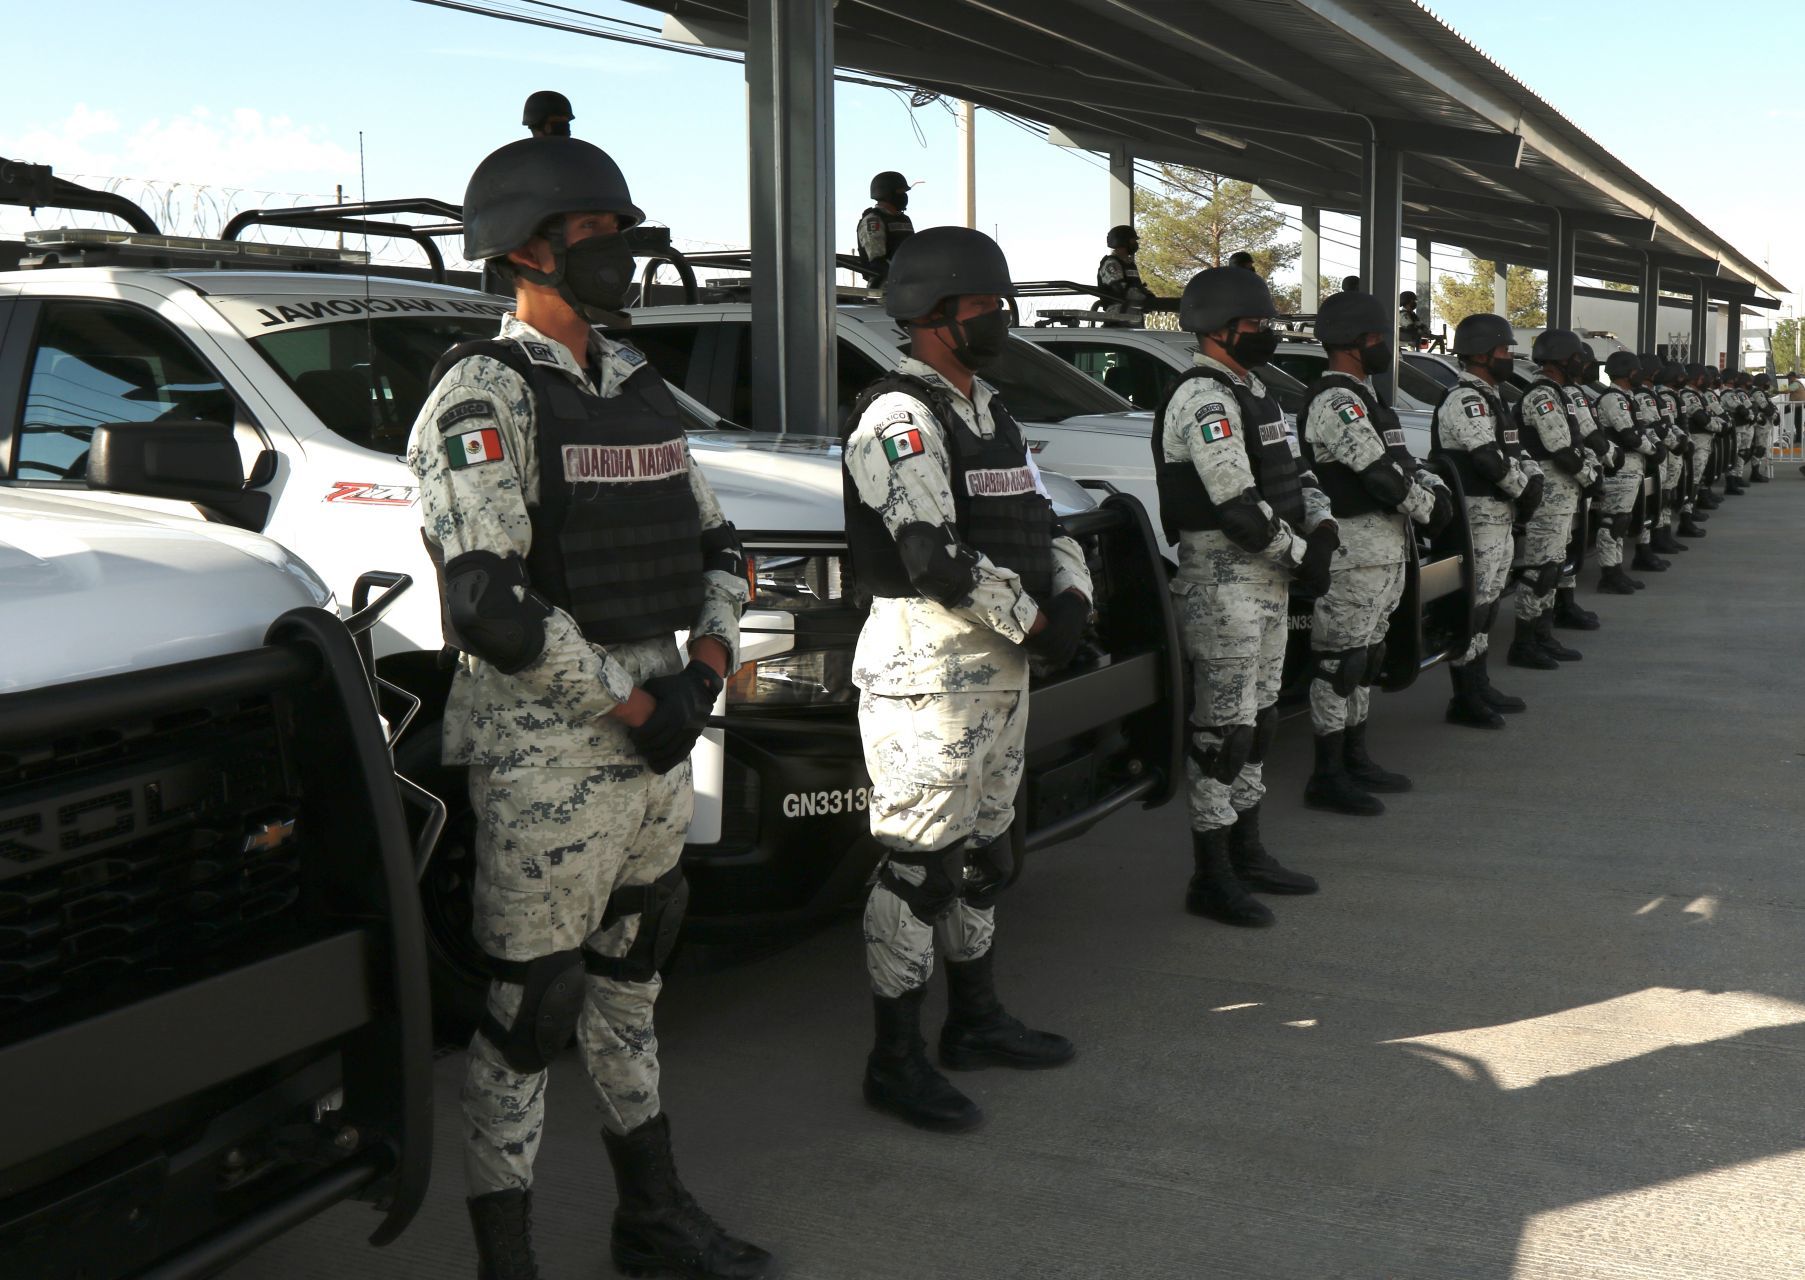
[891,191,909,211]
[1488,355,1515,381]
[1226,327,1280,369]
[560,231,637,316]
[1360,340,1393,374]
[946,306,1010,370]
[544,119,572,138]
[1565,355,1589,382]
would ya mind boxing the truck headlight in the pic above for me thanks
[725,649,856,708]
[727,552,857,708]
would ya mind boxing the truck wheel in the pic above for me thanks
[393,723,491,1040]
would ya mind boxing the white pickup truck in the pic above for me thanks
[0,488,433,1275]
[0,181,1182,1024]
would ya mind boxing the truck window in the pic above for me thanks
[16,303,237,483]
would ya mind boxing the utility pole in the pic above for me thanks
[957,101,976,229]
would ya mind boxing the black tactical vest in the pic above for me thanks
[1300,372,1416,517]
[1597,387,1648,453]
[842,373,1057,603]
[429,338,705,645]
[1098,254,1146,297]
[1431,379,1521,502]
[1515,377,1586,462]
[1151,366,1304,543]
[857,206,914,273]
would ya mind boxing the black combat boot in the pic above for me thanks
[1303,731,1384,816]
[1471,653,1525,714]
[1227,802,1318,893]
[939,951,1075,1071]
[1631,545,1670,572]
[1677,513,1707,538]
[1186,828,1275,926]
[1597,564,1638,594]
[864,989,982,1132]
[469,1189,542,1280]
[1552,587,1600,630]
[601,1114,773,1279]
[1535,614,1582,662]
[1698,488,1722,509]
[1342,721,1411,793]
[1751,466,1770,482]
[1445,662,1505,729]
[1507,616,1560,670]
[1651,525,1689,552]
[1724,474,1747,494]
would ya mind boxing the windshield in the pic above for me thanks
[988,335,1137,421]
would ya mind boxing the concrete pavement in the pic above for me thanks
[232,475,1805,1280]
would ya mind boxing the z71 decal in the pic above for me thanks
[324,481,418,506]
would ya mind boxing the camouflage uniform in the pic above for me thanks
[1729,386,1757,480]
[1592,385,1655,569]
[1751,387,1776,467]
[1435,372,1539,665]
[1097,253,1152,315]
[844,357,1091,999]
[1301,376,1445,734]
[856,206,913,295]
[407,314,746,1194]
[1652,387,1686,534]
[1516,384,1599,623]
[1679,385,1714,511]
[1162,353,1333,830]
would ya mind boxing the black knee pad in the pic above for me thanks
[1531,561,1561,594]
[1311,646,1367,697]
[1363,641,1386,687]
[961,839,1015,911]
[479,950,587,1074]
[1249,704,1279,764]
[585,865,690,984]
[1608,512,1631,538]
[878,841,966,923]
[1188,722,1256,785]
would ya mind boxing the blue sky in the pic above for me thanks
[3,0,1799,318]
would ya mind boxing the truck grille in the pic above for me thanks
[0,698,303,1038]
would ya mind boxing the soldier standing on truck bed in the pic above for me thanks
[1297,290,1452,816]
[407,136,770,1280]
[1430,313,1539,729]
[1098,223,1157,314]
[842,226,1092,1133]
[521,90,573,138]
[856,170,914,294]
[1154,267,1336,926]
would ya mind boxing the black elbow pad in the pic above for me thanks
[700,521,747,580]
[444,549,552,674]
[1470,443,1509,483]
[896,521,980,607]
[1217,487,1279,553]
[1584,430,1613,457]
[1688,409,1710,431]
[1355,458,1411,509]
[1551,446,1586,476]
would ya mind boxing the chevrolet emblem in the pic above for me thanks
[243,817,298,855]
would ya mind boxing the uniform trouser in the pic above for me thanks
[1685,435,1713,509]
[462,763,691,1194]
[1754,418,1773,465]
[1595,464,1644,568]
[859,688,1024,999]
[1309,559,1406,734]
[1454,505,1515,664]
[1517,473,1581,621]
[1660,452,1683,528]
[1175,573,1288,832]
[1735,426,1756,479]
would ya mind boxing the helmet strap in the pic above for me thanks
[517,221,634,330]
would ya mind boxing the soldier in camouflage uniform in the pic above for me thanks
[1431,313,1540,729]
[1639,355,1697,553]
[1679,365,1720,517]
[1725,371,1757,489]
[408,137,769,1280]
[1549,347,1610,631]
[1701,367,1737,498]
[855,170,914,294]
[1297,291,1452,815]
[1592,351,1664,593]
[1154,267,1337,926]
[842,226,1091,1133]
[1751,372,1778,480]
[1098,224,1156,315]
[1507,329,1603,670]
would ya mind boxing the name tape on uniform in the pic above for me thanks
[1259,421,1287,446]
[1382,429,1406,447]
[563,441,689,483]
[964,466,1037,498]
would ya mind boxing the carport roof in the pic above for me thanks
[643,0,1786,303]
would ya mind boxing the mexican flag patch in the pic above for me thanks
[1337,403,1366,424]
[1200,418,1232,443]
[882,428,925,463]
[447,426,504,469]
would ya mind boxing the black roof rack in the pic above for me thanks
[221,199,464,282]
[1,158,160,234]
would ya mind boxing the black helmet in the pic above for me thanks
[1315,290,1390,347]
[1452,312,1514,358]
[522,90,574,132]
[1637,352,1664,380]
[1179,266,1276,334]
[464,138,643,261]
[1106,224,1138,250]
[883,225,1013,320]
[1756,372,1773,389]
[870,170,909,202]
[1605,351,1640,381]
[1531,328,1584,365]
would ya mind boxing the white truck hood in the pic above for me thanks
[0,491,332,694]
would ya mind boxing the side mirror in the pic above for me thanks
[87,421,244,497]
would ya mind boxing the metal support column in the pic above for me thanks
[745,0,834,435]
[1725,301,1741,372]
[956,101,977,229]
[1690,276,1709,363]
[1413,236,1432,338]
[1547,210,1576,331]
[1636,255,1661,354]
[1108,143,1135,229]
[1300,205,1321,312]
[1493,260,1509,318]
[1360,139,1404,401]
